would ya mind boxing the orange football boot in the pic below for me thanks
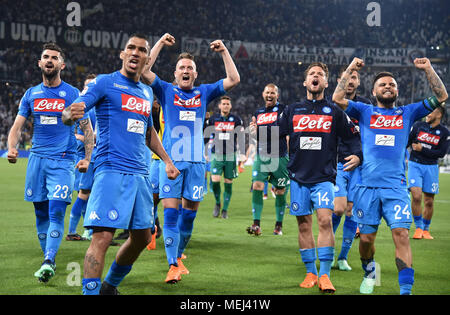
[165,265,182,284]
[318,274,336,293]
[177,258,190,275]
[412,228,423,239]
[422,230,434,239]
[299,272,318,288]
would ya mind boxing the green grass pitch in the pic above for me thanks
[0,158,449,295]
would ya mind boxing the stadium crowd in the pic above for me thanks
[1,0,449,150]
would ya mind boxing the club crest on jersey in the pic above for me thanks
[417,131,440,145]
[34,98,66,112]
[370,115,403,129]
[293,114,332,133]
[215,121,235,131]
[256,112,278,125]
[174,94,201,108]
[121,94,151,117]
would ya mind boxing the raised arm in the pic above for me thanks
[210,40,240,91]
[332,57,365,110]
[414,57,448,104]
[141,33,175,85]
[6,115,27,163]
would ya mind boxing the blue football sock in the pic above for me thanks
[361,257,376,279]
[423,219,431,231]
[104,260,132,287]
[318,246,334,277]
[163,208,180,266]
[68,197,88,234]
[44,200,67,263]
[178,208,197,258]
[338,216,357,260]
[413,215,424,230]
[82,278,101,295]
[299,248,317,275]
[33,201,49,254]
[332,213,342,234]
[398,267,414,295]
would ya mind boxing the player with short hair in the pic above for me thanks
[142,33,240,283]
[408,106,450,240]
[331,68,371,271]
[279,62,362,293]
[62,34,179,295]
[7,42,94,283]
[333,57,448,295]
[247,83,289,236]
[205,95,244,218]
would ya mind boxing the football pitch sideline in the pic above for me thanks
[0,158,449,295]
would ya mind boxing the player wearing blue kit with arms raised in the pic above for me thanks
[279,62,362,294]
[142,33,240,283]
[333,57,448,295]
[408,106,450,240]
[62,34,179,295]
[7,42,94,283]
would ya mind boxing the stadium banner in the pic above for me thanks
[182,37,425,67]
[0,21,161,50]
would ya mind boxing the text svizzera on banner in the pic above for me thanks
[182,37,425,67]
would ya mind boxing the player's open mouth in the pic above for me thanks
[129,59,139,69]
[182,75,190,81]
[45,64,54,69]
[312,79,319,86]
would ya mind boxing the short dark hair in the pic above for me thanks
[220,95,231,102]
[304,62,329,80]
[129,33,149,42]
[372,71,395,88]
[85,73,97,81]
[42,42,65,60]
[177,52,195,62]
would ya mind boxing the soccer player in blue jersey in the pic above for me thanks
[62,34,179,295]
[206,96,244,218]
[333,57,448,295]
[331,68,371,271]
[66,74,97,242]
[408,106,450,240]
[7,42,94,283]
[142,33,240,283]
[279,62,362,293]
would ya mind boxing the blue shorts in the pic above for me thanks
[78,161,95,191]
[334,163,361,202]
[24,153,75,203]
[84,171,154,230]
[159,161,206,202]
[408,160,439,194]
[150,159,161,194]
[353,186,412,230]
[290,181,335,216]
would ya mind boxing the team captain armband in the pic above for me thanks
[424,96,443,111]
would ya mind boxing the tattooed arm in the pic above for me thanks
[76,118,94,173]
[332,57,365,110]
[414,58,448,104]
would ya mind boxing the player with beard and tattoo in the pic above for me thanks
[7,42,94,283]
[333,57,448,295]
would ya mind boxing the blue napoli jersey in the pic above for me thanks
[279,98,361,185]
[346,99,432,188]
[151,75,225,162]
[18,81,80,160]
[408,121,450,165]
[73,71,154,175]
